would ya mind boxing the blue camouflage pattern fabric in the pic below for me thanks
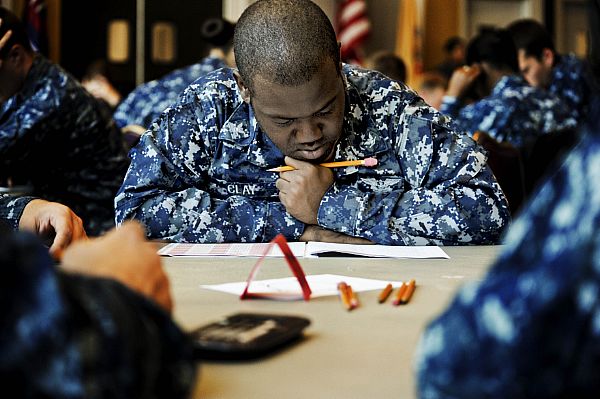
[548,54,593,124]
[0,224,197,398]
[441,75,577,148]
[115,64,510,245]
[415,128,600,397]
[0,194,34,230]
[0,55,129,236]
[113,56,227,129]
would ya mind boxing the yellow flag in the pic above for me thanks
[396,0,425,87]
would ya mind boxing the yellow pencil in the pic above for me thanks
[267,157,378,172]
[392,282,408,306]
[377,283,393,303]
[346,284,359,309]
[393,279,416,306]
[337,282,353,311]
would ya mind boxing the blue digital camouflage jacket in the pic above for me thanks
[441,75,577,147]
[115,64,510,245]
[0,220,197,398]
[113,56,227,129]
[0,194,34,230]
[415,127,600,397]
[549,54,593,124]
[0,55,129,236]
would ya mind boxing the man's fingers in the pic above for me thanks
[0,29,12,48]
[105,220,146,245]
[48,212,87,260]
[284,156,311,170]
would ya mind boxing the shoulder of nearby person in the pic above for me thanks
[553,54,592,83]
[344,63,440,124]
[493,75,551,105]
[177,67,243,110]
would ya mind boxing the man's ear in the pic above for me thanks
[541,48,555,68]
[233,70,251,104]
[337,41,343,70]
[5,44,28,68]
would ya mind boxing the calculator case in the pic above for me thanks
[189,313,311,360]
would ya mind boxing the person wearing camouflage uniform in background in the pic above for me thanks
[113,17,235,130]
[116,0,510,245]
[0,8,129,236]
[441,28,577,148]
[508,18,593,126]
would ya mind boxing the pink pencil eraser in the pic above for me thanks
[364,157,378,167]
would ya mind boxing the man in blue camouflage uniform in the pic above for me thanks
[416,2,600,393]
[116,0,509,245]
[509,18,593,125]
[0,8,129,236]
[1,193,197,398]
[441,28,577,148]
[113,17,235,129]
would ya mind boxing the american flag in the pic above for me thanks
[336,0,371,65]
[22,0,48,56]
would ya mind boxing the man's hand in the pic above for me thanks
[276,156,334,224]
[60,221,173,313]
[0,23,12,70]
[446,64,481,98]
[19,199,87,260]
[299,225,373,244]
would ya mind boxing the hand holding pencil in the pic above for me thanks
[268,157,378,172]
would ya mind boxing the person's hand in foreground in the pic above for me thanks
[61,221,173,312]
[18,199,87,260]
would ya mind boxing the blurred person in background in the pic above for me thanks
[113,17,236,131]
[0,8,129,236]
[508,18,593,125]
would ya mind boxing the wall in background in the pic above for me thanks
[5,0,589,90]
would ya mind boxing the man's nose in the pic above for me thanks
[295,119,323,143]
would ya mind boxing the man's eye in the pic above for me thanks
[315,110,332,118]
[275,119,293,127]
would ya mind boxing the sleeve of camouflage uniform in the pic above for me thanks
[414,134,600,397]
[318,103,510,245]
[0,194,35,230]
[115,98,304,243]
[0,228,197,397]
[0,84,61,168]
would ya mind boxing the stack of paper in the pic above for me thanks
[158,242,449,259]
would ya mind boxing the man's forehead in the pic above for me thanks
[251,71,343,117]
[517,50,540,64]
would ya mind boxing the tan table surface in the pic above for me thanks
[163,245,501,399]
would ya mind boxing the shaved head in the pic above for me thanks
[234,0,340,92]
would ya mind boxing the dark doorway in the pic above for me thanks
[60,0,223,96]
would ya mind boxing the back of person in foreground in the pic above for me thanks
[115,0,510,246]
[415,13,600,391]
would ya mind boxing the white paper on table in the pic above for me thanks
[158,242,306,257]
[200,274,407,298]
[159,241,449,259]
[304,242,449,259]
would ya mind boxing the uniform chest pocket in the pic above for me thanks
[357,176,405,194]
